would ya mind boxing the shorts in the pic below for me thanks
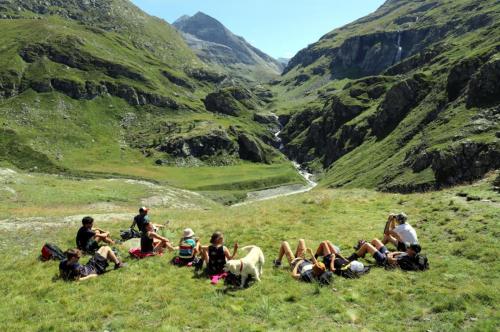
[291,258,307,270]
[323,254,334,270]
[373,246,389,266]
[84,240,100,254]
[88,253,109,274]
[397,241,408,252]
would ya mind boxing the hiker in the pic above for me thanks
[140,221,175,255]
[131,207,161,233]
[59,246,125,281]
[172,228,202,267]
[200,231,238,284]
[76,216,115,254]
[382,212,419,251]
[313,240,342,271]
[273,239,331,284]
[348,238,422,268]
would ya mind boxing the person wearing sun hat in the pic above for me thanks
[172,228,202,267]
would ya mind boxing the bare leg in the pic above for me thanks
[294,239,307,259]
[277,241,296,264]
[371,238,385,250]
[97,246,120,264]
[200,246,209,263]
[356,243,379,258]
[315,240,337,257]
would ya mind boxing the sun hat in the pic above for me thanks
[183,228,195,238]
[349,260,365,273]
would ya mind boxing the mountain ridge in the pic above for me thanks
[173,11,284,82]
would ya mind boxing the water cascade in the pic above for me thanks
[394,31,403,64]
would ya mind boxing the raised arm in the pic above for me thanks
[225,242,238,260]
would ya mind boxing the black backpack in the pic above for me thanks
[333,257,370,279]
[120,228,141,241]
[40,243,66,261]
[398,254,429,271]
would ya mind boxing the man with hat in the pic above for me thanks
[130,207,164,233]
[382,212,419,251]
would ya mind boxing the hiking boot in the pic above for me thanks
[272,259,282,268]
[353,240,366,251]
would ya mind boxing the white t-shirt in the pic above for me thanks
[394,223,418,244]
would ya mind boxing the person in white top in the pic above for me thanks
[383,212,419,251]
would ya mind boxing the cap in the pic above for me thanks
[350,260,365,273]
[183,228,195,238]
[139,207,149,212]
[396,212,407,223]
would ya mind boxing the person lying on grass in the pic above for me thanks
[59,247,125,281]
[172,228,202,267]
[348,238,421,268]
[76,216,115,254]
[140,221,175,255]
[200,231,238,284]
[273,239,331,284]
[382,212,419,251]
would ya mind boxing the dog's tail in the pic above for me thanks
[241,245,256,252]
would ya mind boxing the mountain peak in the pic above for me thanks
[173,12,284,80]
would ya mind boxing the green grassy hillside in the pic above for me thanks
[272,0,500,192]
[0,169,498,331]
[0,0,303,200]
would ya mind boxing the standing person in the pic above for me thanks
[59,247,125,281]
[383,212,419,251]
[200,231,238,284]
[140,221,175,255]
[76,216,115,254]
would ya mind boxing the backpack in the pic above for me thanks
[398,254,429,271]
[120,228,141,241]
[334,257,371,278]
[40,243,65,261]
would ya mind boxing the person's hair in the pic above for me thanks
[82,216,94,225]
[210,231,223,245]
[396,213,407,224]
[65,249,82,259]
[409,243,421,254]
[312,262,326,276]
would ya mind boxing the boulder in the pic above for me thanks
[369,74,431,138]
[467,59,500,108]
[204,90,242,116]
[158,130,238,159]
[237,133,267,163]
[446,57,483,102]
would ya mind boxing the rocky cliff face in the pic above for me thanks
[173,12,283,81]
[277,0,500,192]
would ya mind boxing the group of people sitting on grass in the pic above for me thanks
[59,207,427,285]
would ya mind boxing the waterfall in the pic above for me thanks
[394,31,403,64]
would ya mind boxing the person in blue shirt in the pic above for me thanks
[173,228,202,267]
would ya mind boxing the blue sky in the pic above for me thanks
[131,0,385,59]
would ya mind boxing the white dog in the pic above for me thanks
[224,245,265,288]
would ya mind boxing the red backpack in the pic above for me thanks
[40,243,66,261]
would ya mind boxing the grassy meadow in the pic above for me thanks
[0,168,498,331]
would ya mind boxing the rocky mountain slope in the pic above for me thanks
[274,0,500,192]
[0,0,289,176]
[173,12,283,82]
